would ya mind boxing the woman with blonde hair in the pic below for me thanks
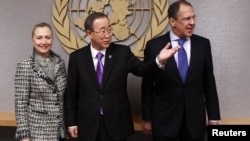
[14,22,67,141]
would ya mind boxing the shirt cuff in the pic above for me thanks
[209,120,219,122]
[156,55,165,70]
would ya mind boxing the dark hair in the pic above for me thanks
[84,12,109,31]
[168,0,193,19]
[32,22,53,38]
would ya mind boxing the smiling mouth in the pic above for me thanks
[39,46,49,49]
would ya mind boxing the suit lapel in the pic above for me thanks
[82,45,101,87]
[83,44,116,89]
[101,43,116,88]
[167,56,182,82]
[162,33,183,83]
[186,36,199,83]
[159,33,201,84]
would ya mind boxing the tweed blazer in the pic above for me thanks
[15,50,67,141]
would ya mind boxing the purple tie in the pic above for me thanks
[96,52,104,86]
[96,52,104,115]
[178,38,188,83]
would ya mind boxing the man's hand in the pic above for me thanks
[68,126,78,138]
[142,121,152,136]
[158,42,180,64]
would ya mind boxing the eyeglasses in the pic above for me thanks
[92,27,112,36]
[176,15,196,22]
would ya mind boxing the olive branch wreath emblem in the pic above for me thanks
[52,0,169,59]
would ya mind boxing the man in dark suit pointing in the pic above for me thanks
[141,1,221,141]
[65,12,179,141]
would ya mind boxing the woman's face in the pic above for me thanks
[32,27,53,57]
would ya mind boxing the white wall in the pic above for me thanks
[1,0,250,118]
[0,0,68,112]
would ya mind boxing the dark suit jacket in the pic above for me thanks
[141,32,221,138]
[65,43,157,141]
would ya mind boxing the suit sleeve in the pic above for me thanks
[65,53,79,127]
[203,39,221,120]
[15,61,31,140]
[141,42,156,121]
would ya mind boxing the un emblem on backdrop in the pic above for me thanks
[52,0,169,59]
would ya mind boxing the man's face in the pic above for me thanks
[170,4,196,38]
[87,17,112,51]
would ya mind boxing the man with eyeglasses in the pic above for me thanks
[141,1,221,141]
[64,12,180,141]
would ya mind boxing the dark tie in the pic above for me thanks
[178,38,188,83]
[96,52,104,86]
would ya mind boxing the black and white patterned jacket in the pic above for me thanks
[15,49,67,141]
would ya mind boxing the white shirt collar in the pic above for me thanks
[90,44,106,59]
[170,30,190,41]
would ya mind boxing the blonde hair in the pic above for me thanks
[32,22,53,38]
